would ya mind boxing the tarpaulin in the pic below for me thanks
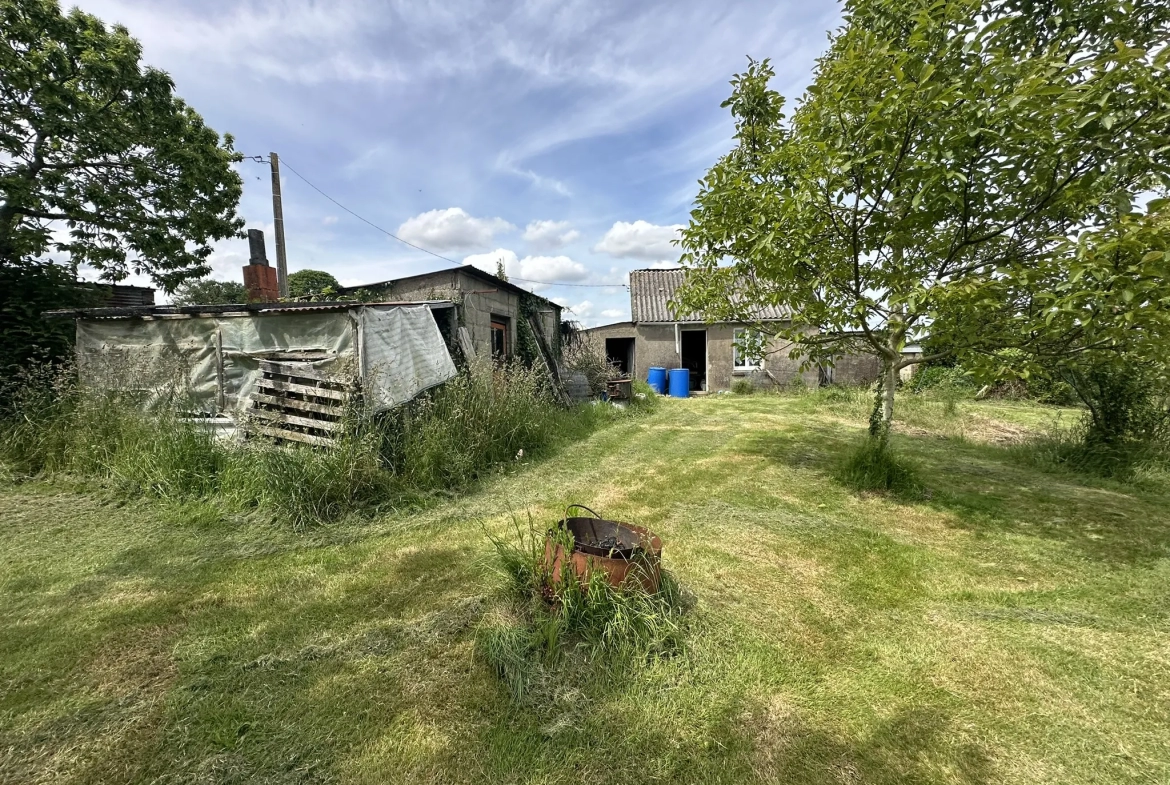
[74,305,456,417]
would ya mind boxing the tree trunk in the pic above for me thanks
[882,360,897,428]
[868,355,898,439]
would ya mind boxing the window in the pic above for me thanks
[733,328,764,370]
[490,317,509,360]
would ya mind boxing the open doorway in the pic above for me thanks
[605,337,635,377]
[680,329,706,391]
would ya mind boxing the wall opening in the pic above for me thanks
[490,315,510,360]
[680,329,706,391]
[605,337,635,377]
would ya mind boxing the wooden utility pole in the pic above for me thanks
[269,152,289,297]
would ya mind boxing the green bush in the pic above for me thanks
[906,365,973,394]
[731,378,755,395]
[1047,359,1168,478]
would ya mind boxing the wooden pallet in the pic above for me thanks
[246,359,351,446]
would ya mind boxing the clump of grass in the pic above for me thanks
[838,434,921,494]
[478,513,689,701]
[731,378,755,395]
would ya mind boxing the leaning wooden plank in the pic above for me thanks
[250,425,335,447]
[457,326,476,361]
[250,408,342,431]
[257,379,349,401]
[251,393,345,417]
[259,360,345,383]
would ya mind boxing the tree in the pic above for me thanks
[676,0,1170,435]
[287,269,340,300]
[171,278,247,306]
[0,0,244,290]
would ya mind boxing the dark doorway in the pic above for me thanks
[605,337,635,377]
[490,316,509,360]
[680,329,706,391]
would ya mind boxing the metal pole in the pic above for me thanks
[269,152,289,298]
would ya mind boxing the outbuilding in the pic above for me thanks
[582,268,882,392]
[47,300,459,444]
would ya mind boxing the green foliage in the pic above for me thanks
[171,278,247,306]
[478,514,689,701]
[731,378,755,395]
[1051,356,1170,477]
[907,366,973,395]
[287,269,341,300]
[0,361,636,526]
[0,0,243,287]
[676,0,1170,431]
[0,261,98,379]
[838,434,920,495]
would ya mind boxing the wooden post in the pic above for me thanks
[270,152,289,298]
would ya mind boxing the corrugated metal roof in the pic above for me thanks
[44,300,455,320]
[629,268,788,323]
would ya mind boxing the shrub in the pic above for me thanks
[1042,358,1170,478]
[731,378,755,395]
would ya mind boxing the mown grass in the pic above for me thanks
[2,392,1169,784]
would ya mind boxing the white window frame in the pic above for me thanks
[733,328,764,371]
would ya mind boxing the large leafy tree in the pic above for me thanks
[0,0,244,288]
[676,0,1170,432]
[288,269,341,300]
[172,278,247,306]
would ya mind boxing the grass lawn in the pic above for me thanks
[2,393,1168,784]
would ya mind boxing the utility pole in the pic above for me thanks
[269,152,289,297]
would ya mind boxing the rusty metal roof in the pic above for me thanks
[629,268,789,323]
[44,300,455,320]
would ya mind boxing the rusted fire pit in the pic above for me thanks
[543,505,663,593]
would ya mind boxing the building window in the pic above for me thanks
[733,328,764,370]
[490,316,509,360]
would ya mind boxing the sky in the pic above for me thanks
[73,0,842,325]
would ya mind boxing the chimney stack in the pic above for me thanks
[242,229,280,302]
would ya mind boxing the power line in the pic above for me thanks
[251,156,626,290]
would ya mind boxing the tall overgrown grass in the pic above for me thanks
[477,513,689,701]
[1,360,650,527]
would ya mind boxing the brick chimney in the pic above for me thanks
[242,229,279,302]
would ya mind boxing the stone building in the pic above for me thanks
[581,268,881,392]
[339,266,563,363]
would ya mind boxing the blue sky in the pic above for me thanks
[75,0,841,324]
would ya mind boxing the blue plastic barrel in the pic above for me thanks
[647,367,667,394]
[668,368,690,398]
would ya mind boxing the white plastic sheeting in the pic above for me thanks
[74,304,456,416]
[360,306,457,411]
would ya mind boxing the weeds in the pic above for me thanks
[478,513,689,701]
[1,361,641,526]
[838,434,921,495]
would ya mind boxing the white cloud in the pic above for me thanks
[523,220,580,251]
[594,220,684,262]
[463,248,588,292]
[322,216,339,226]
[518,255,589,283]
[600,308,625,319]
[463,248,519,278]
[397,208,514,252]
[648,260,681,269]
